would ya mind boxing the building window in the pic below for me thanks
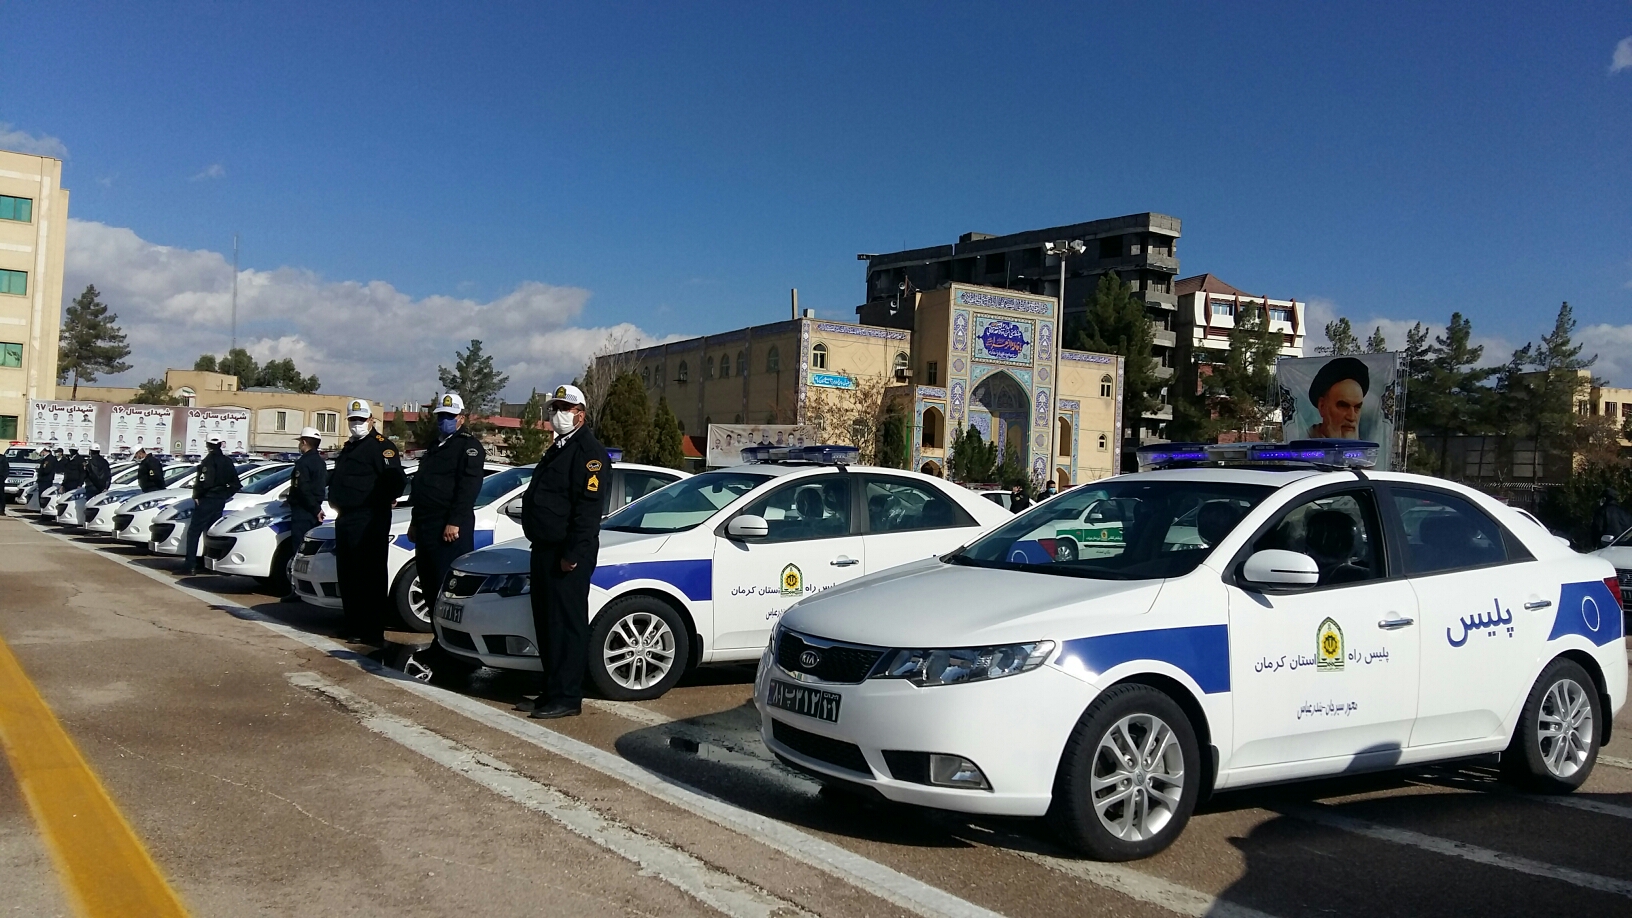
[706,356,715,378]
[678,361,689,383]
[1607,401,1618,417]
[926,361,939,385]
[1269,306,1293,323]
[738,349,746,376]
[656,362,665,384]
[1577,400,1590,416]
[1098,433,1108,451]
[766,346,780,373]
[1058,417,1072,456]
[0,342,21,368]
[274,410,289,432]
[315,412,338,435]
[0,269,26,297]
[0,195,32,223]
[642,366,651,387]
[1210,299,1233,317]
[0,415,15,440]
[893,352,909,375]
[921,407,943,448]
[811,343,828,369]
[1100,374,1113,398]
[720,353,731,378]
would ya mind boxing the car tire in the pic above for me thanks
[1048,683,1201,861]
[587,595,690,701]
[1054,537,1079,562]
[392,560,433,633]
[1501,657,1600,793]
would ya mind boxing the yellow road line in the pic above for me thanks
[0,634,188,918]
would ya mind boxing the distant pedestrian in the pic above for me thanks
[59,446,86,495]
[34,449,57,508]
[1010,485,1031,514]
[327,400,406,643]
[1592,489,1632,545]
[0,449,9,516]
[280,427,329,603]
[409,393,486,613]
[182,435,241,575]
[135,447,166,492]
[1042,480,1058,500]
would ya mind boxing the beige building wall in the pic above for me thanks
[1054,350,1121,484]
[0,149,68,442]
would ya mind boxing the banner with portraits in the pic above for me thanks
[180,408,251,455]
[109,405,177,454]
[706,424,815,467]
[1275,353,1405,469]
[28,400,103,450]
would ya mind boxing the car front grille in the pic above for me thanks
[440,628,478,652]
[84,507,100,522]
[113,513,134,531]
[771,719,872,776]
[776,631,885,684]
[444,571,486,598]
[202,536,234,560]
[150,523,176,543]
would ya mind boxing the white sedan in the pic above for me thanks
[293,462,686,632]
[138,463,291,554]
[82,463,194,534]
[752,441,1627,861]
[433,448,1011,699]
[1591,526,1632,620]
[46,463,136,526]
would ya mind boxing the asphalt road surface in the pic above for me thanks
[2,510,1631,918]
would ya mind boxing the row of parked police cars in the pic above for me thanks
[5,438,1629,861]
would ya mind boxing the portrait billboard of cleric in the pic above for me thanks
[1276,353,1403,468]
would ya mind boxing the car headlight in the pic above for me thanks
[171,507,193,521]
[870,641,1056,687]
[126,497,168,513]
[229,515,274,533]
[478,574,531,597]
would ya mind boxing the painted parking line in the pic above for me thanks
[1598,754,1632,771]
[0,633,190,918]
[287,672,812,918]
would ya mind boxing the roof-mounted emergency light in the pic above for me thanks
[740,444,860,466]
[1137,439,1379,472]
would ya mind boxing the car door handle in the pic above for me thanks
[830,556,860,567]
[1377,616,1415,630]
[1523,600,1551,610]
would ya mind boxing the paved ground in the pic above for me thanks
[2,510,1631,918]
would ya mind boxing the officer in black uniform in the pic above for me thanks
[183,435,241,574]
[408,392,486,609]
[516,384,609,719]
[59,446,86,497]
[33,449,57,510]
[0,448,9,516]
[80,443,111,522]
[327,400,406,643]
[135,447,166,492]
[280,426,329,603]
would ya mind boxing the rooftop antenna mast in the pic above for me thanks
[230,233,239,353]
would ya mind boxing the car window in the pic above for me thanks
[1391,487,1527,575]
[742,476,852,542]
[162,465,193,485]
[1253,490,1384,587]
[863,476,974,533]
[475,467,532,507]
[242,465,295,495]
[953,480,1272,579]
[623,471,677,507]
[604,470,770,534]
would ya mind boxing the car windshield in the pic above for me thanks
[163,465,193,485]
[476,466,533,506]
[1611,527,1632,548]
[949,479,1273,580]
[241,465,295,494]
[603,470,771,534]
[238,463,287,487]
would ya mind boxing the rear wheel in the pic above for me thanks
[1054,537,1079,562]
[1501,657,1600,792]
[1048,683,1201,861]
[392,561,433,633]
[587,596,690,701]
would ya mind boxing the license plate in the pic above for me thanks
[292,558,310,574]
[439,601,464,624]
[767,679,841,723]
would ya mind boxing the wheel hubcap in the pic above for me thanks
[1091,713,1184,841]
[409,576,430,624]
[603,612,676,690]
[1537,677,1593,778]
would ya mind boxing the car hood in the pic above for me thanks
[1593,545,1632,569]
[93,487,141,506]
[451,537,532,575]
[779,557,1165,648]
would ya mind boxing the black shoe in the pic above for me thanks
[180,567,199,576]
[529,701,581,719]
[513,696,539,712]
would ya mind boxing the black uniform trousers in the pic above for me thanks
[184,498,227,571]
[414,516,474,609]
[529,541,596,706]
[335,506,392,639]
[286,509,320,587]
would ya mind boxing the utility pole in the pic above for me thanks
[230,233,239,353]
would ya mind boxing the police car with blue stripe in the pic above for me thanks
[752,440,1627,861]
[432,445,1014,699]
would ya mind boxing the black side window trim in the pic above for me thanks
[858,474,978,534]
[1223,480,1397,594]
[1379,482,1534,578]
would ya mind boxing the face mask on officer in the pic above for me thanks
[550,409,576,436]
[349,419,370,440]
[437,415,459,438]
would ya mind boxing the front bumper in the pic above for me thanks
[290,550,343,607]
[85,504,123,533]
[116,510,161,544]
[205,527,286,578]
[149,520,189,556]
[432,591,544,672]
[752,647,1093,817]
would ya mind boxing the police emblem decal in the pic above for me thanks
[382,449,396,458]
[586,474,599,492]
[780,563,803,596]
[442,395,454,407]
[586,460,602,471]
[1316,617,1344,672]
[466,448,477,456]
[555,386,567,398]
[351,401,362,411]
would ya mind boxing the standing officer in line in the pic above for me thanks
[516,384,609,719]
[81,443,112,521]
[280,426,329,603]
[0,448,9,516]
[408,393,486,611]
[183,435,241,575]
[33,448,57,510]
[327,400,405,643]
[135,447,166,492]
[59,446,86,498]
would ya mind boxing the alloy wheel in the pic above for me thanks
[603,611,677,690]
[1537,677,1594,779]
[1091,713,1186,841]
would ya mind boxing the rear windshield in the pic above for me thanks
[475,466,533,506]
[949,479,1273,580]
[603,470,770,534]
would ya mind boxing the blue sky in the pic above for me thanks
[3,1,1631,397]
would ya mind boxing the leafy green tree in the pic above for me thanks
[257,357,320,393]
[1317,318,1361,356]
[642,396,686,469]
[1202,303,1283,438]
[995,441,1030,493]
[193,354,218,372]
[597,372,651,456]
[58,285,132,397]
[437,339,510,416]
[1412,313,1492,476]
[386,410,409,442]
[1066,273,1161,447]
[503,390,552,465]
[875,402,909,469]
[949,425,997,483]
[217,347,260,388]
[1509,302,1595,484]
[130,377,180,405]
[1365,326,1388,353]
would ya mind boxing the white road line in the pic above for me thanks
[1011,852,1279,918]
[1286,804,1632,898]
[1599,754,1632,771]
[32,525,1010,918]
[1534,794,1632,821]
[286,671,812,918]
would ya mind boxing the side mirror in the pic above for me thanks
[1240,550,1321,588]
[727,514,769,539]
[1601,534,1615,546]
[504,498,525,521]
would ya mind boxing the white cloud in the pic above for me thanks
[190,163,226,181]
[64,219,667,404]
[1612,36,1632,73]
[0,122,67,158]
[1580,323,1632,388]
[1302,297,1514,366]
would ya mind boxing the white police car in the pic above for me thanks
[144,462,291,555]
[292,462,687,632]
[84,463,195,534]
[1592,526,1632,617]
[434,446,1013,699]
[48,462,136,527]
[752,441,1627,861]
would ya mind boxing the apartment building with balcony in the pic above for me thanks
[1172,274,1305,415]
[0,148,68,443]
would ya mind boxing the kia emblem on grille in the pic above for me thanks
[799,649,821,669]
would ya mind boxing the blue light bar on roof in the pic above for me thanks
[1136,440,1378,472]
[606,448,624,462]
[740,444,859,466]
